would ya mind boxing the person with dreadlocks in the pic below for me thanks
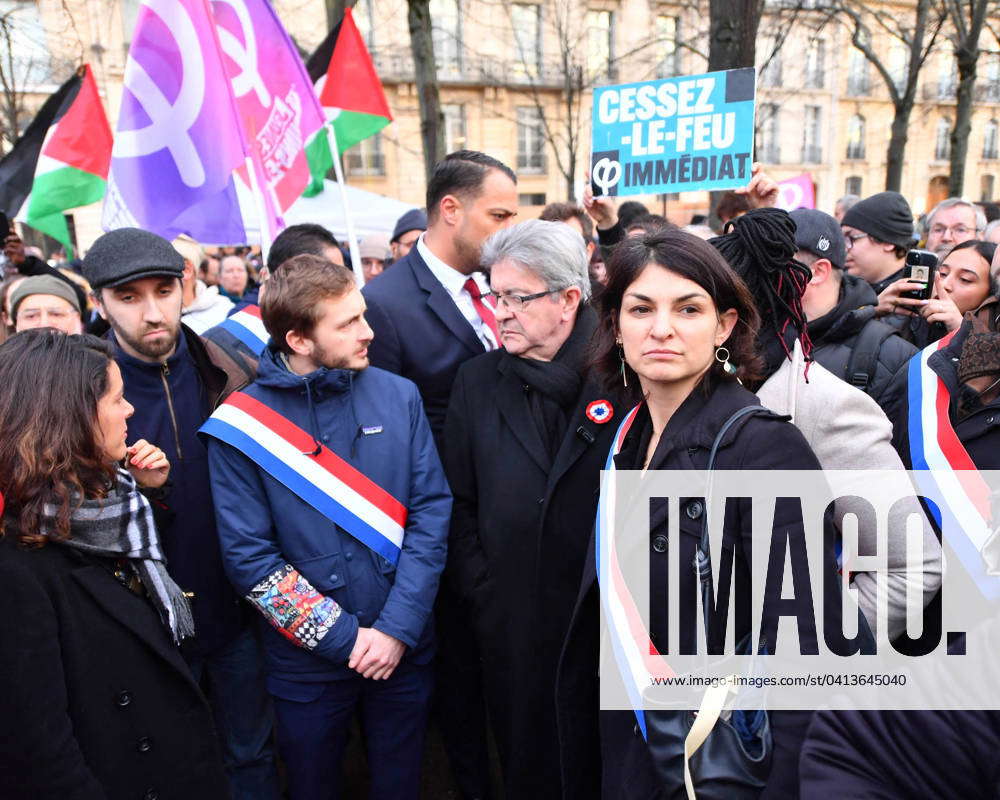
[710,208,941,644]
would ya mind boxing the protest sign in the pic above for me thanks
[590,67,756,197]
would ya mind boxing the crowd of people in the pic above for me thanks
[0,148,998,800]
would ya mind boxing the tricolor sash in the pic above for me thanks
[219,304,269,356]
[200,391,408,564]
[907,332,1000,598]
[596,403,674,740]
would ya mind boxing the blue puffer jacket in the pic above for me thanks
[203,346,451,682]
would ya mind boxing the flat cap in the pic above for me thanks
[83,228,185,290]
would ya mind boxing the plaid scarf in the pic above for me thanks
[44,468,194,644]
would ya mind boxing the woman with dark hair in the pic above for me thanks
[890,239,998,334]
[0,329,229,799]
[556,228,835,799]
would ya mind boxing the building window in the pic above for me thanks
[845,176,863,196]
[655,15,679,79]
[889,43,908,94]
[802,105,822,163]
[846,114,865,160]
[345,132,385,176]
[442,103,467,153]
[511,4,541,77]
[847,49,870,96]
[517,106,546,173]
[984,119,999,160]
[586,10,613,79]
[430,0,462,77]
[982,175,996,202]
[982,54,1000,102]
[756,103,780,164]
[937,52,957,99]
[518,193,547,206]
[759,36,782,88]
[804,38,825,89]
[935,118,951,161]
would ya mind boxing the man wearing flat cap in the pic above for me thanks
[9,274,83,335]
[83,227,280,800]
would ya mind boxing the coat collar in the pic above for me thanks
[70,562,202,694]
[407,248,485,356]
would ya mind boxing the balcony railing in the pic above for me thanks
[372,51,573,89]
[517,152,547,174]
[922,81,957,101]
[846,77,871,96]
[801,145,823,164]
[977,83,1000,103]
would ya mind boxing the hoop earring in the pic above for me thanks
[618,345,628,388]
[715,346,737,376]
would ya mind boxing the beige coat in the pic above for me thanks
[757,340,942,641]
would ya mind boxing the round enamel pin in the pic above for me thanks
[585,399,613,424]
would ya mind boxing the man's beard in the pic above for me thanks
[106,312,180,361]
[312,341,368,372]
[452,227,483,274]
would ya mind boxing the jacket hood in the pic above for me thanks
[184,281,232,315]
[807,273,878,344]
[255,344,355,395]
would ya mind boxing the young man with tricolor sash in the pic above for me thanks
[201,254,451,800]
[202,223,345,366]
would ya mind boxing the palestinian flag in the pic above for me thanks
[0,65,111,257]
[303,7,392,196]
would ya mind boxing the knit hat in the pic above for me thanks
[83,228,185,290]
[9,274,81,317]
[840,191,916,248]
[790,208,846,269]
[359,233,392,261]
[390,208,427,243]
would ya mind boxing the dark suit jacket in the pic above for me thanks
[0,535,229,800]
[443,341,621,798]
[362,247,488,452]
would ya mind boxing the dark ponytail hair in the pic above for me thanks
[593,228,762,404]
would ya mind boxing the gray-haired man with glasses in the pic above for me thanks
[443,219,621,799]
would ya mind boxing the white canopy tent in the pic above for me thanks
[241,180,417,242]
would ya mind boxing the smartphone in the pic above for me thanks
[0,212,9,239]
[901,249,938,301]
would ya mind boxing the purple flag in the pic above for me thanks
[213,0,326,241]
[103,0,248,242]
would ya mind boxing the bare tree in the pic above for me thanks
[838,0,947,192]
[945,0,994,196]
[708,0,761,71]
[407,0,444,182]
[0,8,37,154]
[325,0,357,28]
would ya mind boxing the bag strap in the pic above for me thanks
[844,319,895,392]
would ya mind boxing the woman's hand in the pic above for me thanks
[126,440,170,489]
[917,274,964,331]
[875,278,928,318]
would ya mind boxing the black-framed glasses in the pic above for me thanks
[843,232,871,250]
[484,287,564,311]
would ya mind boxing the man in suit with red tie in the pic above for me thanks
[363,150,518,800]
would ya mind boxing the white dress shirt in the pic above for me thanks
[416,234,497,349]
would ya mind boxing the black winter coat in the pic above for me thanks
[0,535,230,800]
[807,273,917,409]
[556,379,842,800]
[444,334,621,799]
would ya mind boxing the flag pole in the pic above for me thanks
[325,123,365,286]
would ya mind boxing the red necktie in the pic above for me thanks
[464,277,500,348]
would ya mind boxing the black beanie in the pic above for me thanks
[840,191,916,248]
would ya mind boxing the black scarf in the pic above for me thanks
[504,305,596,463]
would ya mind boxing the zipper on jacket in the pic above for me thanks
[160,363,183,459]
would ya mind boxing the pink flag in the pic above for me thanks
[777,174,816,212]
[212,0,327,239]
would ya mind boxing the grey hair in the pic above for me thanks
[925,197,987,234]
[836,194,860,212]
[481,218,591,302]
[984,219,1000,240]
